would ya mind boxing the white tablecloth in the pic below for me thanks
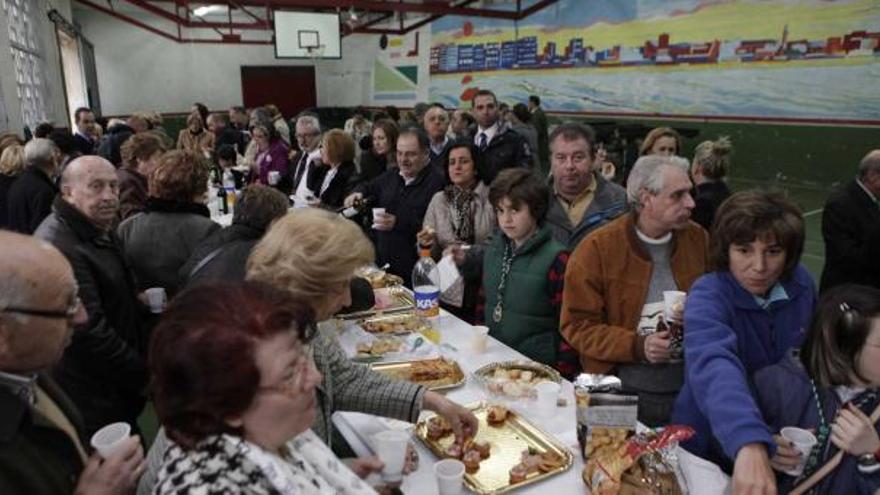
[332,311,731,494]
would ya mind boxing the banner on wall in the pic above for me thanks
[373,31,421,103]
[429,0,880,123]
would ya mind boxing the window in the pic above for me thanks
[3,0,50,130]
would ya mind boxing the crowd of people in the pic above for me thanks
[0,94,879,495]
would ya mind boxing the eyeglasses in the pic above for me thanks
[2,292,81,320]
[258,342,314,397]
[295,132,320,139]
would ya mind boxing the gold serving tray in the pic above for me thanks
[358,312,429,335]
[371,357,465,391]
[416,402,573,494]
[339,286,414,320]
[473,361,562,384]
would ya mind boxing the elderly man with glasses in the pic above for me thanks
[34,155,150,439]
[0,231,146,494]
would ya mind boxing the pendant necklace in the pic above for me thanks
[492,241,516,323]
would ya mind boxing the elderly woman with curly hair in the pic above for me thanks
[117,150,219,296]
[138,209,477,494]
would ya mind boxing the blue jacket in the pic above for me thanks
[754,353,880,495]
[671,265,816,469]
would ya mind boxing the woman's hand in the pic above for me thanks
[416,227,436,249]
[732,443,777,495]
[443,244,467,267]
[423,391,479,443]
[769,435,802,473]
[345,456,385,479]
[831,403,880,456]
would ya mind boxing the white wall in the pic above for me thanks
[73,5,382,116]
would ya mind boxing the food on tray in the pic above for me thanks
[357,268,404,289]
[508,449,566,485]
[462,449,481,473]
[408,358,457,382]
[471,440,490,460]
[486,405,509,426]
[479,364,558,399]
[583,427,630,459]
[355,338,401,356]
[372,358,464,391]
[426,416,453,440]
[361,314,427,334]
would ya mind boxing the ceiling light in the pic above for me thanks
[193,5,228,17]
[348,7,359,21]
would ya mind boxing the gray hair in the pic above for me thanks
[858,149,880,179]
[24,138,58,170]
[295,114,321,133]
[626,155,690,209]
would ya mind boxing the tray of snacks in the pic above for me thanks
[353,336,405,362]
[415,402,572,494]
[359,312,430,335]
[356,266,405,289]
[371,357,465,391]
[474,361,562,400]
[341,286,415,319]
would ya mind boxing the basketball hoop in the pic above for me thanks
[306,44,326,62]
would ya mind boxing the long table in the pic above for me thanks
[332,310,731,494]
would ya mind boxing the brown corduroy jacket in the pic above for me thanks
[561,212,709,373]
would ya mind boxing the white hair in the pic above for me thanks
[626,155,690,209]
[295,115,321,133]
[858,150,880,179]
[24,138,57,170]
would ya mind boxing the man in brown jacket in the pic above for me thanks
[561,154,709,426]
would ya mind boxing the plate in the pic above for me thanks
[473,361,562,400]
[371,357,465,391]
[415,402,573,494]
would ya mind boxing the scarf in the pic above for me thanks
[444,184,475,244]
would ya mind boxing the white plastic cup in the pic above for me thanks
[434,459,465,495]
[373,430,410,482]
[663,290,687,320]
[268,170,280,185]
[145,288,167,314]
[372,208,387,230]
[470,325,489,354]
[535,381,561,417]
[780,426,818,476]
[90,422,131,458]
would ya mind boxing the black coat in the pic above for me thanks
[0,374,87,495]
[6,167,58,234]
[820,180,880,292]
[96,123,134,167]
[358,165,446,286]
[309,161,359,209]
[428,140,451,183]
[214,127,248,156]
[360,151,390,182]
[470,123,532,185]
[72,133,95,156]
[0,173,16,230]
[34,197,148,436]
[179,223,264,286]
[692,180,731,231]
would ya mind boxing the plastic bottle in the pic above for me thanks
[222,170,236,214]
[412,247,440,318]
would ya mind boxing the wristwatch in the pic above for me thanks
[858,451,880,474]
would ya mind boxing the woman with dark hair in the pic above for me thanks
[359,119,398,182]
[118,150,220,296]
[251,122,291,194]
[417,140,494,321]
[671,190,817,494]
[151,282,378,495]
[754,284,880,495]
[190,102,209,126]
[481,168,569,366]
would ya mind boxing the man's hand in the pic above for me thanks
[732,443,777,495]
[423,391,479,443]
[831,403,880,456]
[644,331,672,363]
[344,192,363,208]
[373,212,396,232]
[75,436,145,495]
[768,435,802,473]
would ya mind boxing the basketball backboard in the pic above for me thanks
[274,11,341,59]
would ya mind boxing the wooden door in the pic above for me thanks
[240,66,317,118]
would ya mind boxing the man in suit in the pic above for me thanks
[820,149,880,291]
[291,114,323,199]
[470,89,532,184]
[0,231,145,494]
[6,138,60,233]
[73,107,97,156]
[528,95,550,174]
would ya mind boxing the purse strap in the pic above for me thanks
[789,401,880,495]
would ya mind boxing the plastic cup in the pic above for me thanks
[434,459,465,495]
[90,422,131,458]
[780,426,818,476]
[374,430,410,483]
[663,290,686,320]
[145,288,167,314]
[535,381,561,417]
[470,325,489,354]
[268,170,280,185]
